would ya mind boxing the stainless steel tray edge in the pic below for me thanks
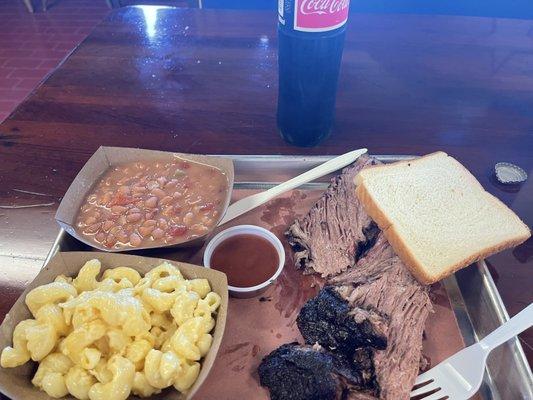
[42,154,532,400]
[475,259,533,397]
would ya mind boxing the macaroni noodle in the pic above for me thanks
[0,259,220,399]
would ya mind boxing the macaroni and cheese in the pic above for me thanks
[1,259,221,400]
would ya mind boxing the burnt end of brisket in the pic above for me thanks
[258,343,379,400]
[297,287,387,355]
[332,347,380,396]
[352,347,377,384]
[258,343,341,400]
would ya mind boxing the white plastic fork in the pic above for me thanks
[411,302,533,400]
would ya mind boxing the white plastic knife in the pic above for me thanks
[218,148,368,226]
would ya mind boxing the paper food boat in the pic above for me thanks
[0,251,228,400]
[55,146,234,252]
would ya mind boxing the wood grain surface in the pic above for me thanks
[0,6,531,375]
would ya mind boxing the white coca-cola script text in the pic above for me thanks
[299,0,349,15]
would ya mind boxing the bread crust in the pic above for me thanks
[355,151,448,184]
[355,153,531,285]
[385,222,529,284]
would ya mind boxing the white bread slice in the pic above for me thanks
[355,152,531,284]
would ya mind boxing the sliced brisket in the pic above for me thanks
[334,233,432,399]
[278,155,434,400]
[286,155,378,277]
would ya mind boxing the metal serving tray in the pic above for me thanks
[43,155,532,400]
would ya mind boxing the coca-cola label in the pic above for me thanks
[294,0,350,32]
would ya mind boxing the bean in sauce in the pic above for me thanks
[75,158,228,249]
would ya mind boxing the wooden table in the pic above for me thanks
[0,5,531,369]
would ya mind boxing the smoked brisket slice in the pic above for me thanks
[286,155,379,277]
[333,233,432,399]
[281,238,432,400]
[282,155,434,400]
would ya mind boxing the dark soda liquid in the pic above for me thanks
[277,26,346,147]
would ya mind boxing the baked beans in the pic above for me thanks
[76,158,228,249]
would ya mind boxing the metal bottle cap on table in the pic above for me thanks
[494,162,528,184]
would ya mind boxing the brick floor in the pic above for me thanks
[0,0,110,122]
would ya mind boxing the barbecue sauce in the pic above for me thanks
[210,234,279,287]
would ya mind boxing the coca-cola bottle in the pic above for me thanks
[277,0,350,147]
